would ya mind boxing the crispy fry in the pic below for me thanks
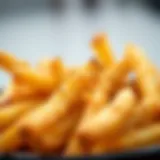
[36,57,65,81]
[125,44,159,105]
[64,59,129,156]
[0,50,29,72]
[1,34,160,155]
[92,123,160,154]
[125,45,160,126]
[12,68,59,92]
[91,33,115,67]
[116,123,160,150]
[64,137,84,156]
[0,82,48,105]
[0,123,22,152]
[78,88,137,141]
[21,65,96,139]
[33,107,83,153]
[0,99,44,130]
[79,58,129,127]
[1,55,64,93]
[0,84,13,106]
[0,100,44,152]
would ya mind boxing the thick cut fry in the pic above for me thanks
[64,59,129,156]
[36,57,65,81]
[116,123,160,150]
[31,106,83,153]
[0,51,29,72]
[0,84,13,106]
[21,66,96,139]
[91,33,115,67]
[79,58,129,125]
[78,88,136,141]
[1,55,64,92]
[0,99,44,129]
[0,100,44,152]
[125,44,159,105]
[92,123,160,154]
[12,68,59,92]
[125,45,160,126]
[64,137,84,156]
[1,34,160,155]
[0,82,48,105]
[0,123,22,152]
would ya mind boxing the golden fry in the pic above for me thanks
[79,58,129,126]
[0,34,160,155]
[0,99,44,130]
[91,33,115,67]
[115,123,160,150]
[78,88,136,141]
[0,50,29,72]
[91,123,160,154]
[125,44,159,104]
[64,137,84,156]
[0,84,13,106]
[21,65,96,139]
[0,99,44,152]
[36,57,65,80]
[37,109,83,153]
[0,123,22,152]
[65,59,129,156]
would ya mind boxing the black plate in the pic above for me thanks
[0,146,160,160]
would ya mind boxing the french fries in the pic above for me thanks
[91,123,160,154]
[0,99,44,152]
[91,33,115,67]
[0,33,160,156]
[0,51,29,72]
[0,99,45,130]
[125,45,160,126]
[21,62,98,140]
[125,44,159,102]
[78,88,137,141]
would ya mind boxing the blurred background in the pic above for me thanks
[0,0,160,86]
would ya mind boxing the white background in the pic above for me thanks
[0,0,160,86]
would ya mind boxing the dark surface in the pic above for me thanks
[0,146,160,160]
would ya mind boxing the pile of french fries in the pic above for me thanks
[0,33,160,156]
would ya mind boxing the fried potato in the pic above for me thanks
[1,33,160,156]
[78,88,137,141]
[1,54,64,93]
[94,123,160,154]
[0,84,13,106]
[79,58,129,126]
[64,137,85,156]
[0,51,29,72]
[34,107,83,153]
[0,123,22,152]
[91,123,160,155]
[21,65,96,139]
[36,57,65,81]
[64,59,129,156]
[125,44,159,106]
[0,99,44,130]
[0,99,44,152]
[91,33,115,67]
